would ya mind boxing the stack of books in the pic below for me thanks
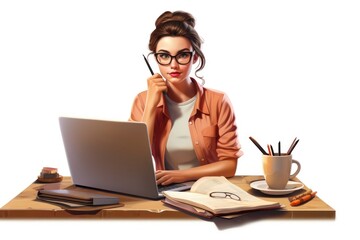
[37,167,63,183]
[37,189,121,209]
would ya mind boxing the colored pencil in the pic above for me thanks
[287,139,300,155]
[249,136,268,155]
[286,137,297,155]
[278,141,281,156]
[270,145,275,156]
[267,144,272,156]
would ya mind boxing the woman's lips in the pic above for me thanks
[169,72,181,77]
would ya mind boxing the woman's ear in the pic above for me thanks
[192,53,199,64]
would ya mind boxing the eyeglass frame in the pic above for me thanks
[153,51,195,66]
[209,191,241,201]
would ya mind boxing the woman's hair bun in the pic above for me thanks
[149,10,206,81]
[155,11,195,28]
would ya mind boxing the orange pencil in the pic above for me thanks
[290,191,317,206]
[267,144,272,156]
[289,189,312,202]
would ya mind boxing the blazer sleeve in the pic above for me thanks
[216,93,243,161]
[129,91,147,122]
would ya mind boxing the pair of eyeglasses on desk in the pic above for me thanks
[209,192,241,201]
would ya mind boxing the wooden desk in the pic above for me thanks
[0,176,335,219]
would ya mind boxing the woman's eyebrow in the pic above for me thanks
[157,48,191,54]
[177,48,191,53]
[157,49,170,53]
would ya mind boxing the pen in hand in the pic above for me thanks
[143,54,154,75]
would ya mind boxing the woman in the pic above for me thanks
[130,10,243,186]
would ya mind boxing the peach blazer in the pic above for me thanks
[130,78,243,170]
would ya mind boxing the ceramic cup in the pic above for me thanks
[262,154,301,189]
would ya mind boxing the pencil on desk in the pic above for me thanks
[289,189,312,202]
[290,191,317,206]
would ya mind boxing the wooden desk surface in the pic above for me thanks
[0,176,335,219]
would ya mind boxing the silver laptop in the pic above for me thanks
[59,117,193,200]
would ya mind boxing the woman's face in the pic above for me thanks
[155,36,197,85]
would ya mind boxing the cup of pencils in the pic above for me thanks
[249,136,301,189]
[262,154,301,189]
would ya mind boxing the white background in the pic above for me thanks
[1,0,359,238]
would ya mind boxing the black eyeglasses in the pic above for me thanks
[154,51,194,66]
[209,192,241,201]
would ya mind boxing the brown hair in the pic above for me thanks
[149,11,206,82]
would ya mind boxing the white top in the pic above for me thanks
[164,94,199,170]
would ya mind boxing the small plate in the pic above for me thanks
[250,180,304,195]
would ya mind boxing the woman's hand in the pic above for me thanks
[155,170,188,185]
[141,73,167,146]
[146,73,167,108]
[155,160,237,185]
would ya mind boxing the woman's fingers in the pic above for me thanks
[147,74,167,91]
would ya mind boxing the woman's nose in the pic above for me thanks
[170,57,179,69]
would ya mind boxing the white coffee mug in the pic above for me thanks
[262,154,301,189]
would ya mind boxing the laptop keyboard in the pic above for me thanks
[157,183,187,192]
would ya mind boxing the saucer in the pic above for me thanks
[250,180,304,195]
